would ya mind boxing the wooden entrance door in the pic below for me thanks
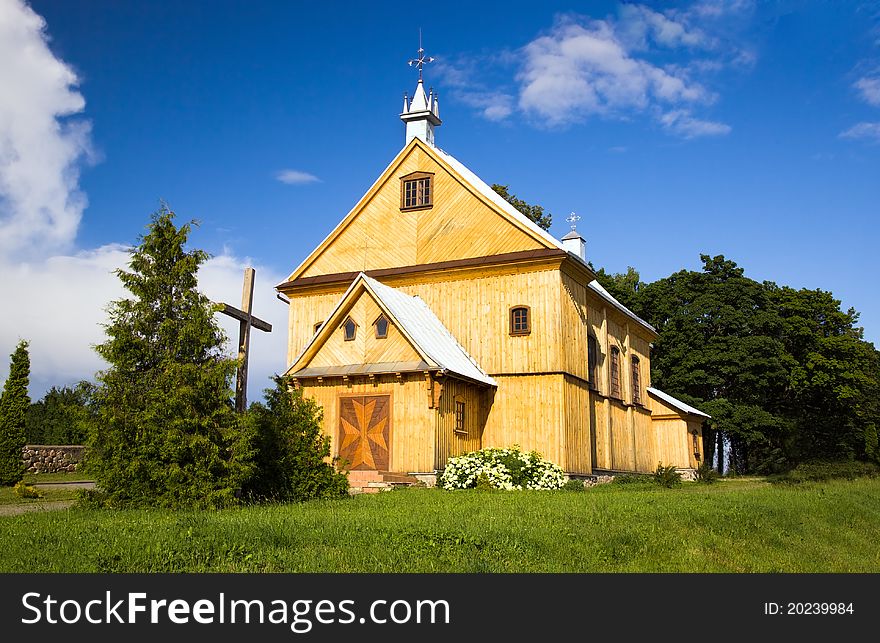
[338,395,391,470]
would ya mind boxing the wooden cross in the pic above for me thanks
[218,268,272,412]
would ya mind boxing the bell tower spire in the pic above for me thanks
[400,32,441,146]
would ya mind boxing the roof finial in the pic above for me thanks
[566,212,581,232]
[407,28,434,81]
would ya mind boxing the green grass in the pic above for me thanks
[22,471,95,484]
[1,478,879,572]
[0,485,79,506]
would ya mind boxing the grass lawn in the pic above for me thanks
[1,477,878,573]
[0,485,79,507]
[22,471,95,484]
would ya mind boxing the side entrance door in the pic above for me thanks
[338,395,391,470]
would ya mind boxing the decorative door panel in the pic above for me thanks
[338,395,391,470]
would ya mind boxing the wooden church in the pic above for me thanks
[276,57,708,484]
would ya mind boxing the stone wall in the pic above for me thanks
[22,445,85,474]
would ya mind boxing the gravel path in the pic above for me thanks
[0,500,76,517]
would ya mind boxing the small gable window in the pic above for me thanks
[610,346,622,399]
[400,172,434,210]
[587,335,599,390]
[313,321,323,334]
[509,305,531,336]
[342,316,358,342]
[374,314,389,339]
[631,356,642,405]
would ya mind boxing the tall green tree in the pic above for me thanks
[637,255,792,474]
[25,381,97,445]
[0,340,31,485]
[90,207,248,507]
[490,184,552,230]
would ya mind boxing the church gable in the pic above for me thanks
[306,291,423,369]
[290,138,552,281]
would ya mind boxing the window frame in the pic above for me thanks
[400,171,435,211]
[313,321,323,334]
[587,335,599,390]
[341,316,358,342]
[609,346,622,400]
[454,400,467,435]
[509,305,531,337]
[631,355,642,405]
[373,313,390,339]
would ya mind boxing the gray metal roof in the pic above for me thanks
[647,387,711,418]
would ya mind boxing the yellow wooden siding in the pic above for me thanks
[301,374,435,473]
[563,375,592,474]
[632,406,657,472]
[306,294,420,368]
[300,145,544,279]
[435,378,485,469]
[286,290,346,365]
[481,374,565,468]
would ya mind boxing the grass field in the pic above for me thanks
[0,485,79,507]
[1,477,878,573]
[22,471,95,484]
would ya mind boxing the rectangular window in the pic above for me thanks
[631,356,641,404]
[454,401,466,434]
[610,347,621,399]
[509,306,531,336]
[401,173,433,209]
[587,335,598,390]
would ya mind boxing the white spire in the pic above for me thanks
[401,38,441,146]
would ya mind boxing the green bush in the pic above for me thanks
[240,377,348,502]
[770,460,880,485]
[562,478,585,491]
[0,340,30,486]
[653,463,683,488]
[611,473,652,485]
[695,463,720,484]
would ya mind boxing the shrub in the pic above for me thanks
[13,481,41,499]
[695,463,720,484]
[611,473,652,485]
[440,446,565,490]
[562,478,586,491]
[770,460,880,485]
[240,377,348,502]
[0,340,30,486]
[653,463,682,488]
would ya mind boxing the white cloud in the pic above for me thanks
[518,19,711,127]
[839,122,880,142]
[275,169,320,185]
[618,4,710,50]
[854,76,880,107]
[0,0,95,258]
[0,245,290,402]
[434,59,516,122]
[659,108,731,138]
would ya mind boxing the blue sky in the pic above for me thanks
[1,0,879,398]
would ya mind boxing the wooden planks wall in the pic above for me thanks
[481,374,565,467]
[301,374,435,473]
[563,375,592,474]
[435,378,486,470]
[299,145,545,279]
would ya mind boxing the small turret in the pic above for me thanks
[401,40,442,146]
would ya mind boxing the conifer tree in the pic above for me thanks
[0,340,31,485]
[90,207,249,507]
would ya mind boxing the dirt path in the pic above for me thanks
[0,500,76,517]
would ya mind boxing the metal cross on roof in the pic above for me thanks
[407,30,434,80]
[566,212,581,231]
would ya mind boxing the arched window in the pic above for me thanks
[692,430,701,460]
[631,356,642,404]
[609,346,622,399]
[342,316,357,342]
[374,314,389,339]
[509,305,531,336]
[587,335,599,390]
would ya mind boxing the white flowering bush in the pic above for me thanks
[440,446,565,490]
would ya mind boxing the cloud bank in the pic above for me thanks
[0,0,94,258]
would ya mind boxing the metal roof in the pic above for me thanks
[647,387,711,418]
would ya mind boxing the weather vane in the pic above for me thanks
[407,29,434,80]
[566,212,581,231]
